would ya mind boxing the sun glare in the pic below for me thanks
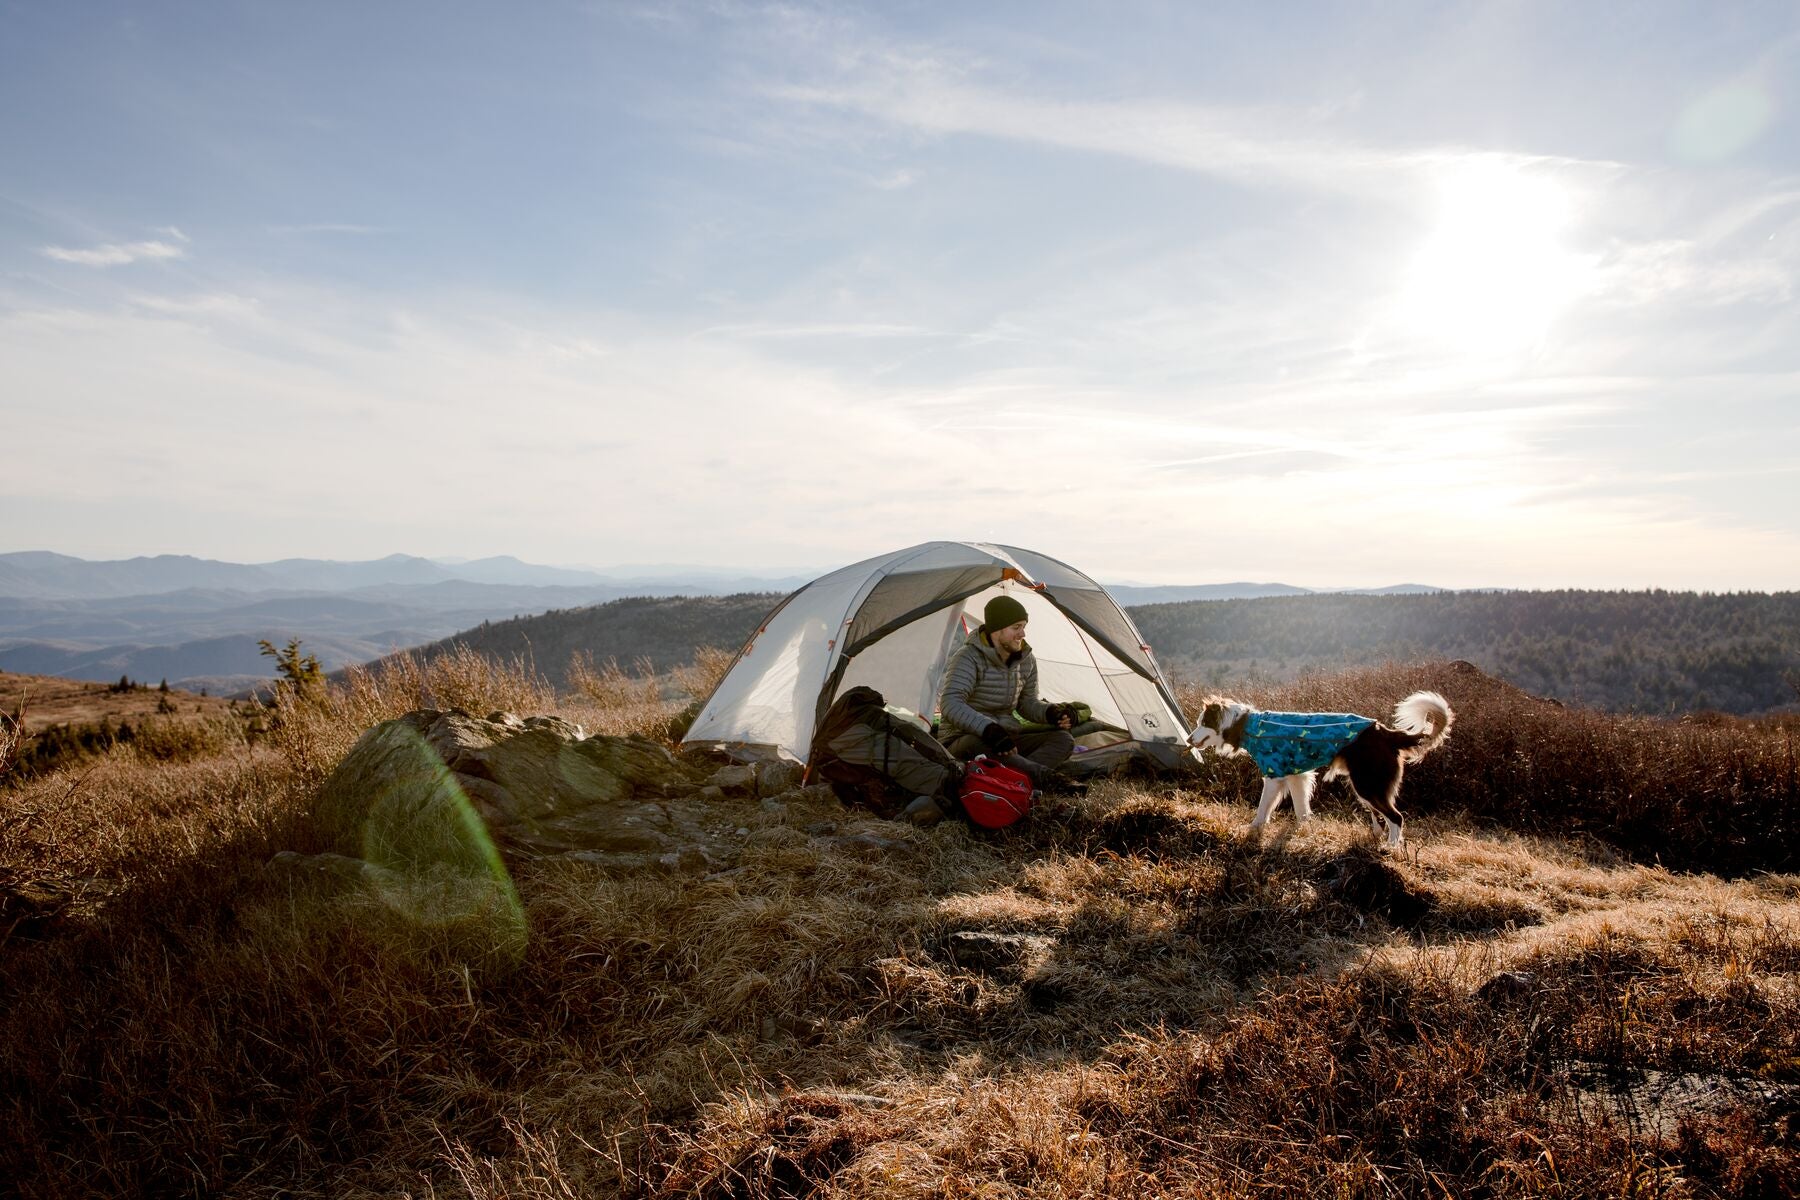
[1396,159,1595,355]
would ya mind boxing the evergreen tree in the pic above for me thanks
[259,638,325,701]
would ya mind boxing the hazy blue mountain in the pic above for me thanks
[0,577,689,683]
[0,631,394,689]
[2,550,1450,692]
[339,580,642,607]
[0,552,282,599]
[0,556,51,598]
[1336,583,1449,596]
[1102,582,1448,604]
[254,554,456,590]
[1103,582,1314,605]
[587,563,819,592]
[434,556,616,586]
[0,551,814,602]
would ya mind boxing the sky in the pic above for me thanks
[3,1,1799,591]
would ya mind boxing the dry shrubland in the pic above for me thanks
[1176,659,1800,876]
[2,654,1797,1198]
[0,693,24,780]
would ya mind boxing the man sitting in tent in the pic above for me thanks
[936,595,1080,789]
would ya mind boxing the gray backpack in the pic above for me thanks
[809,686,962,818]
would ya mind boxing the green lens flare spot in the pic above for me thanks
[356,726,527,965]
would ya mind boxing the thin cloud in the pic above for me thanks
[266,223,386,236]
[1590,238,1792,309]
[693,321,936,340]
[768,67,1615,204]
[129,292,263,320]
[40,239,187,268]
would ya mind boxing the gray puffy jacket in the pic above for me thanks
[938,628,1051,737]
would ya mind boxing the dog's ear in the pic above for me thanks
[1190,702,1223,746]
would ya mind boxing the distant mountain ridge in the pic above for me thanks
[1131,589,1800,716]
[1103,582,1446,605]
[0,551,643,599]
[7,553,1791,715]
[0,552,802,690]
[1,550,1437,604]
[0,550,1447,692]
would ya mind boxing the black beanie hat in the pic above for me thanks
[983,594,1029,630]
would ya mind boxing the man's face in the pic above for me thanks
[991,618,1028,654]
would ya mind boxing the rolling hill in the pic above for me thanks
[349,593,783,690]
[0,552,811,691]
[348,587,1800,716]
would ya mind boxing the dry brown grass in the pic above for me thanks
[1,671,254,782]
[0,670,239,734]
[669,646,735,709]
[1175,659,1800,876]
[258,644,561,789]
[625,802,1800,1199]
[565,652,677,739]
[2,656,1796,1197]
[0,690,24,784]
[561,644,735,741]
[1,745,300,891]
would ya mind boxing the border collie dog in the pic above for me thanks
[1189,692,1454,848]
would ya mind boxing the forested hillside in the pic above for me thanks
[1134,589,1800,715]
[353,593,781,689]
[348,588,1800,716]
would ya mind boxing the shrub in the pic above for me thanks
[10,717,130,779]
[413,642,556,717]
[566,651,676,739]
[1176,660,1800,875]
[670,644,735,705]
[254,644,559,787]
[131,715,246,765]
[0,693,25,784]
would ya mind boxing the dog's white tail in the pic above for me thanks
[1393,690,1454,758]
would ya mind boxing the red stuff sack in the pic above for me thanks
[958,757,1034,828]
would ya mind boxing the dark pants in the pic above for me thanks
[944,728,1074,786]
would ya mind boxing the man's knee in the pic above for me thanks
[943,732,984,760]
[1020,729,1074,767]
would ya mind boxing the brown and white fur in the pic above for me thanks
[1188,691,1454,849]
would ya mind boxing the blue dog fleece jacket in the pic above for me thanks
[1239,712,1375,777]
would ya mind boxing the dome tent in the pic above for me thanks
[680,541,1195,773]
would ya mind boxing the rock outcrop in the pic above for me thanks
[304,709,783,875]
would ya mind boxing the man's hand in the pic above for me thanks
[980,723,1017,754]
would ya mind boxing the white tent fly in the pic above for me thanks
[681,541,1195,771]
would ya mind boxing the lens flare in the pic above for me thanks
[357,726,527,965]
[1670,81,1775,164]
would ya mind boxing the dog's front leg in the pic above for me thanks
[1249,777,1285,828]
